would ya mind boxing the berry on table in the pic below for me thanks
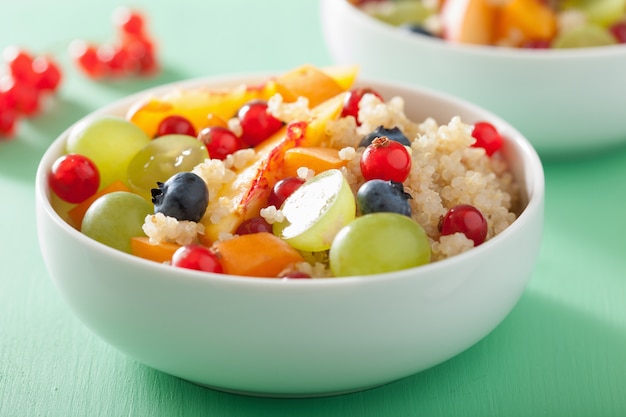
[49,154,100,204]
[360,136,412,183]
[151,172,209,222]
[439,204,488,246]
[171,244,223,273]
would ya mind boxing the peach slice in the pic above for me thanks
[126,82,275,138]
[440,0,498,45]
[275,64,357,108]
[283,146,347,178]
[130,237,181,264]
[212,232,304,278]
[495,0,557,46]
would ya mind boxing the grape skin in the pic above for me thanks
[329,212,431,277]
[66,115,151,190]
[81,191,153,253]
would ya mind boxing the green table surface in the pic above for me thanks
[2,1,626,416]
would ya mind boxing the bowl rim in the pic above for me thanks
[327,0,626,60]
[36,72,545,289]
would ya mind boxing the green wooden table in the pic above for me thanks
[2,1,626,416]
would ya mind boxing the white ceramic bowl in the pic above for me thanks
[35,73,544,397]
[320,0,626,157]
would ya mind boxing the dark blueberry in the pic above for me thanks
[356,180,412,217]
[401,23,435,38]
[358,125,411,147]
[151,172,209,222]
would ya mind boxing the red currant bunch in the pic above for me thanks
[360,136,412,183]
[0,46,62,139]
[69,7,158,80]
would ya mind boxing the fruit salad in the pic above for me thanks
[48,64,520,279]
[353,0,626,48]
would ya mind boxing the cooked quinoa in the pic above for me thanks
[143,90,520,273]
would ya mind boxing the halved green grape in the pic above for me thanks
[126,134,208,200]
[329,212,431,277]
[553,24,618,48]
[81,191,153,253]
[272,169,356,252]
[66,115,151,190]
[367,1,433,26]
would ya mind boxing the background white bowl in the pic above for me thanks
[320,0,626,157]
[36,74,544,397]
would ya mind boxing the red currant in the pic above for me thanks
[69,40,108,79]
[235,217,273,235]
[471,121,503,156]
[156,115,196,137]
[0,106,19,138]
[341,87,384,125]
[32,56,62,91]
[280,271,312,279]
[267,176,305,208]
[171,245,223,273]
[197,126,243,160]
[439,204,488,246]
[237,100,283,146]
[5,79,40,116]
[49,154,100,204]
[360,136,412,183]
[3,46,40,87]
[609,21,626,43]
[113,7,145,37]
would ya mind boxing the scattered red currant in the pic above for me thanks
[171,245,223,273]
[235,217,273,235]
[439,204,488,246]
[197,126,244,160]
[267,176,305,208]
[70,8,158,80]
[49,154,100,204]
[237,100,283,147]
[341,87,384,125]
[471,121,503,156]
[156,115,196,137]
[360,136,412,183]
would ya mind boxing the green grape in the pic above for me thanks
[81,191,153,253]
[273,169,356,252]
[562,0,626,27]
[553,24,617,48]
[126,134,208,200]
[368,1,432,26]
[66,115,151,190]
[329,212,431,277]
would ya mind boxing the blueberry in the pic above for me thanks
[151,172,209,222]
[359,126,411,147]
[356,180,412,217]
[401,23,435,38]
